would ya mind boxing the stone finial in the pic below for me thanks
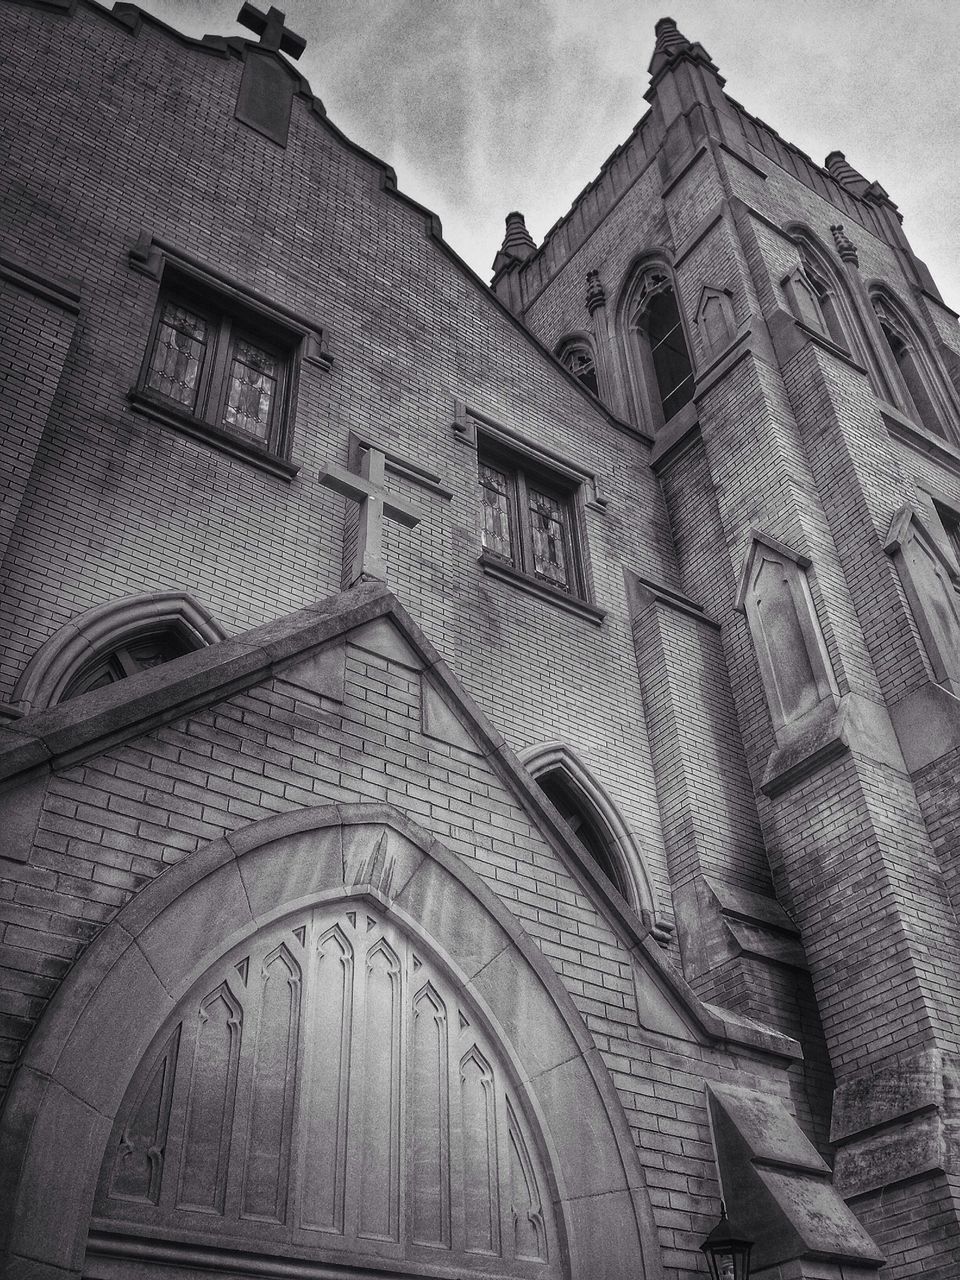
[653,16,690,57]
[647,15,722,84]
[492,211,537,274]
[830,224,859,268]
[824,150,869,196]
[585,269,606,315]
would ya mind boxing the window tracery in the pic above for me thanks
[871,291,954,441]
[555,339,599,396]
[621,264,695,430]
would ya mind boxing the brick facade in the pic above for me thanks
[1,4,957,1280]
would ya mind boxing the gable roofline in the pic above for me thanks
[15,0,642,442]
[0,578,798,1062]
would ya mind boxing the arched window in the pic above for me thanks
[621,264,695,430]
[61,628,197,701]
[10,592,226,715]
[520,741,657,916]
[555,337,599,396]
[871,290,955,441]
[783,231,864,359]
[536,767,628,897]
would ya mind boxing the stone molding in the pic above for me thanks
[8,591,228,718]
[0,804,666,1280]
[708,1084,884,1271]
[518,739,658,917]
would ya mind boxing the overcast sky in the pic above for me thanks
[144,0,960,311]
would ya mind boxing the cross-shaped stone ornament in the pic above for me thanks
[237,2,306,59]
[319,448,421,586]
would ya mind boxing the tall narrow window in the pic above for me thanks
[872,293,953,442]
[625,267,695,429]
[642,288,694,420]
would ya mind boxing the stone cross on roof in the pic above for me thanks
[237,2,306,60]
[319,447,421,586]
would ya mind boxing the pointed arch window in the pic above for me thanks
[536,767,628,897]
[555,338,599,397]
[521,742,657,917]
[871,292,953,441]
[624,266,695,429]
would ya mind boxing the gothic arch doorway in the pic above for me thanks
[0,804,663,1280]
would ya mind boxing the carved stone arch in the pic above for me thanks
[519,740,657,917]
[10,590,227,714]
[884,505,960,694]
[782,224,884,386]
[554,332,600,397]
[0,803,664,1280]
[614,252,695,432]
[868,283,959,439]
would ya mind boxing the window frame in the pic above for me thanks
[137,273,294,459]
[618,261,697,434]
[127,239,333,481]
[478,438,585,598]
[869,289,958,446]
[555,337,600,398]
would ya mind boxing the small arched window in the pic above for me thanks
[10,592,226,715]
[61,627,197,701]
[536,767,628,897]
[556,338,599,396]
[872,291,953,441]
[622,266,695,430]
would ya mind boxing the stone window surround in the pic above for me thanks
[868,284,960,446]
[615,255,697,438]
[554,333,601,398]
[127,236,332,480]
[883,504,960,696]
[453,401,607,625]
[5,591,227,719]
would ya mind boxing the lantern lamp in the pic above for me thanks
[700,1203,752,1280]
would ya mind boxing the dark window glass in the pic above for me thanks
[644,289,694,420]
[560,347,599,396]
[62,629,195,702]
[146,303,209,409]
[536,770,627,896]
[479,460,516,564]
[878,322,945,438]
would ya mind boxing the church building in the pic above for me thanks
[3,3,960,1278]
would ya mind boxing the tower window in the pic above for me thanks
[872,293,953,442]
[628,271,695,427]
[556,340,599,396]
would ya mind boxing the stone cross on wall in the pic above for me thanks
[319,448,421,586]
[237,2,306,59]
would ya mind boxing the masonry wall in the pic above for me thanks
[0,0,684,927]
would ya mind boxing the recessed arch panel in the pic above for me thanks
[0,804,664,1280]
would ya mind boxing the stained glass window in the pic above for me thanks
[528,488,569,589]
[479,461,515,563]
[477,448,582,599]
[140,283,293,456]
[224,339,278,440]
[146,304,208,408]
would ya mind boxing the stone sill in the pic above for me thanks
[880,402,960,477]
[478,555,606,625]
[128,390,301,481]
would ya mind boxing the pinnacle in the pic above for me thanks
[653,17,692,56]
[492,211,537,273]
